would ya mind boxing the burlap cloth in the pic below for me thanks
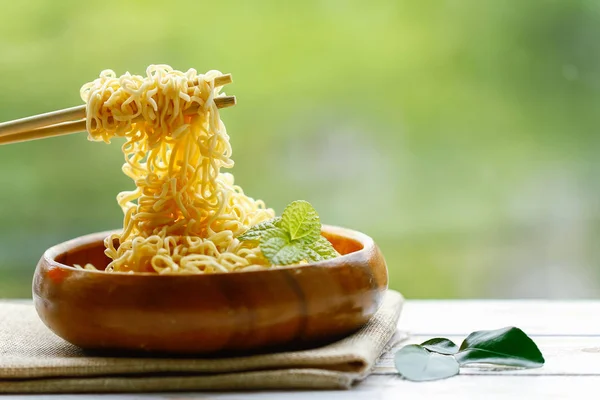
[0,290,403,393]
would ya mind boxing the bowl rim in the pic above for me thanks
[41,224,376,277]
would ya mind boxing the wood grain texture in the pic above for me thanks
[32,225,388,355]
[399,300,600,336]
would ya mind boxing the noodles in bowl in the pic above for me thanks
[31,65,389,354]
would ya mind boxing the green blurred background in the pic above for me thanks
[1,0,599,298]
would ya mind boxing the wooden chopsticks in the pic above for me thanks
[0,120,86,146]
[0,74,235,146]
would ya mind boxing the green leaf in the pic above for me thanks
[237,217,282,242]
[455,327,545,368]
[259,228,306,265]
[248,200,338,266]
[421,338,459,355]
[304,236,339,262]
[280,200,320,242]
[394,345,460,382]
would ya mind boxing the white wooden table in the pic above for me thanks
[4,300,599,399]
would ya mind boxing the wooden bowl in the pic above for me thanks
[32,225,388,355]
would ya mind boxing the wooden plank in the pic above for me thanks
[0,299,31,304]
[3,376,599,400]
[400,300,600,336]
[374,335,600,376]
[364,375,600,400]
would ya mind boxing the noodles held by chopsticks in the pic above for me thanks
[79,65,274,274]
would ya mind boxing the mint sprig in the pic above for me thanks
[238,200,339,265]
[394,327,545,382]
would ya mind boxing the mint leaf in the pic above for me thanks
[304,236,339,262]
[421,338,459,355]
[280,200,320,242]
[238,217,282,242]
[455,327,544,368]
[246,200,339,266]
[395,345,460,382]
[259,228,306,265]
